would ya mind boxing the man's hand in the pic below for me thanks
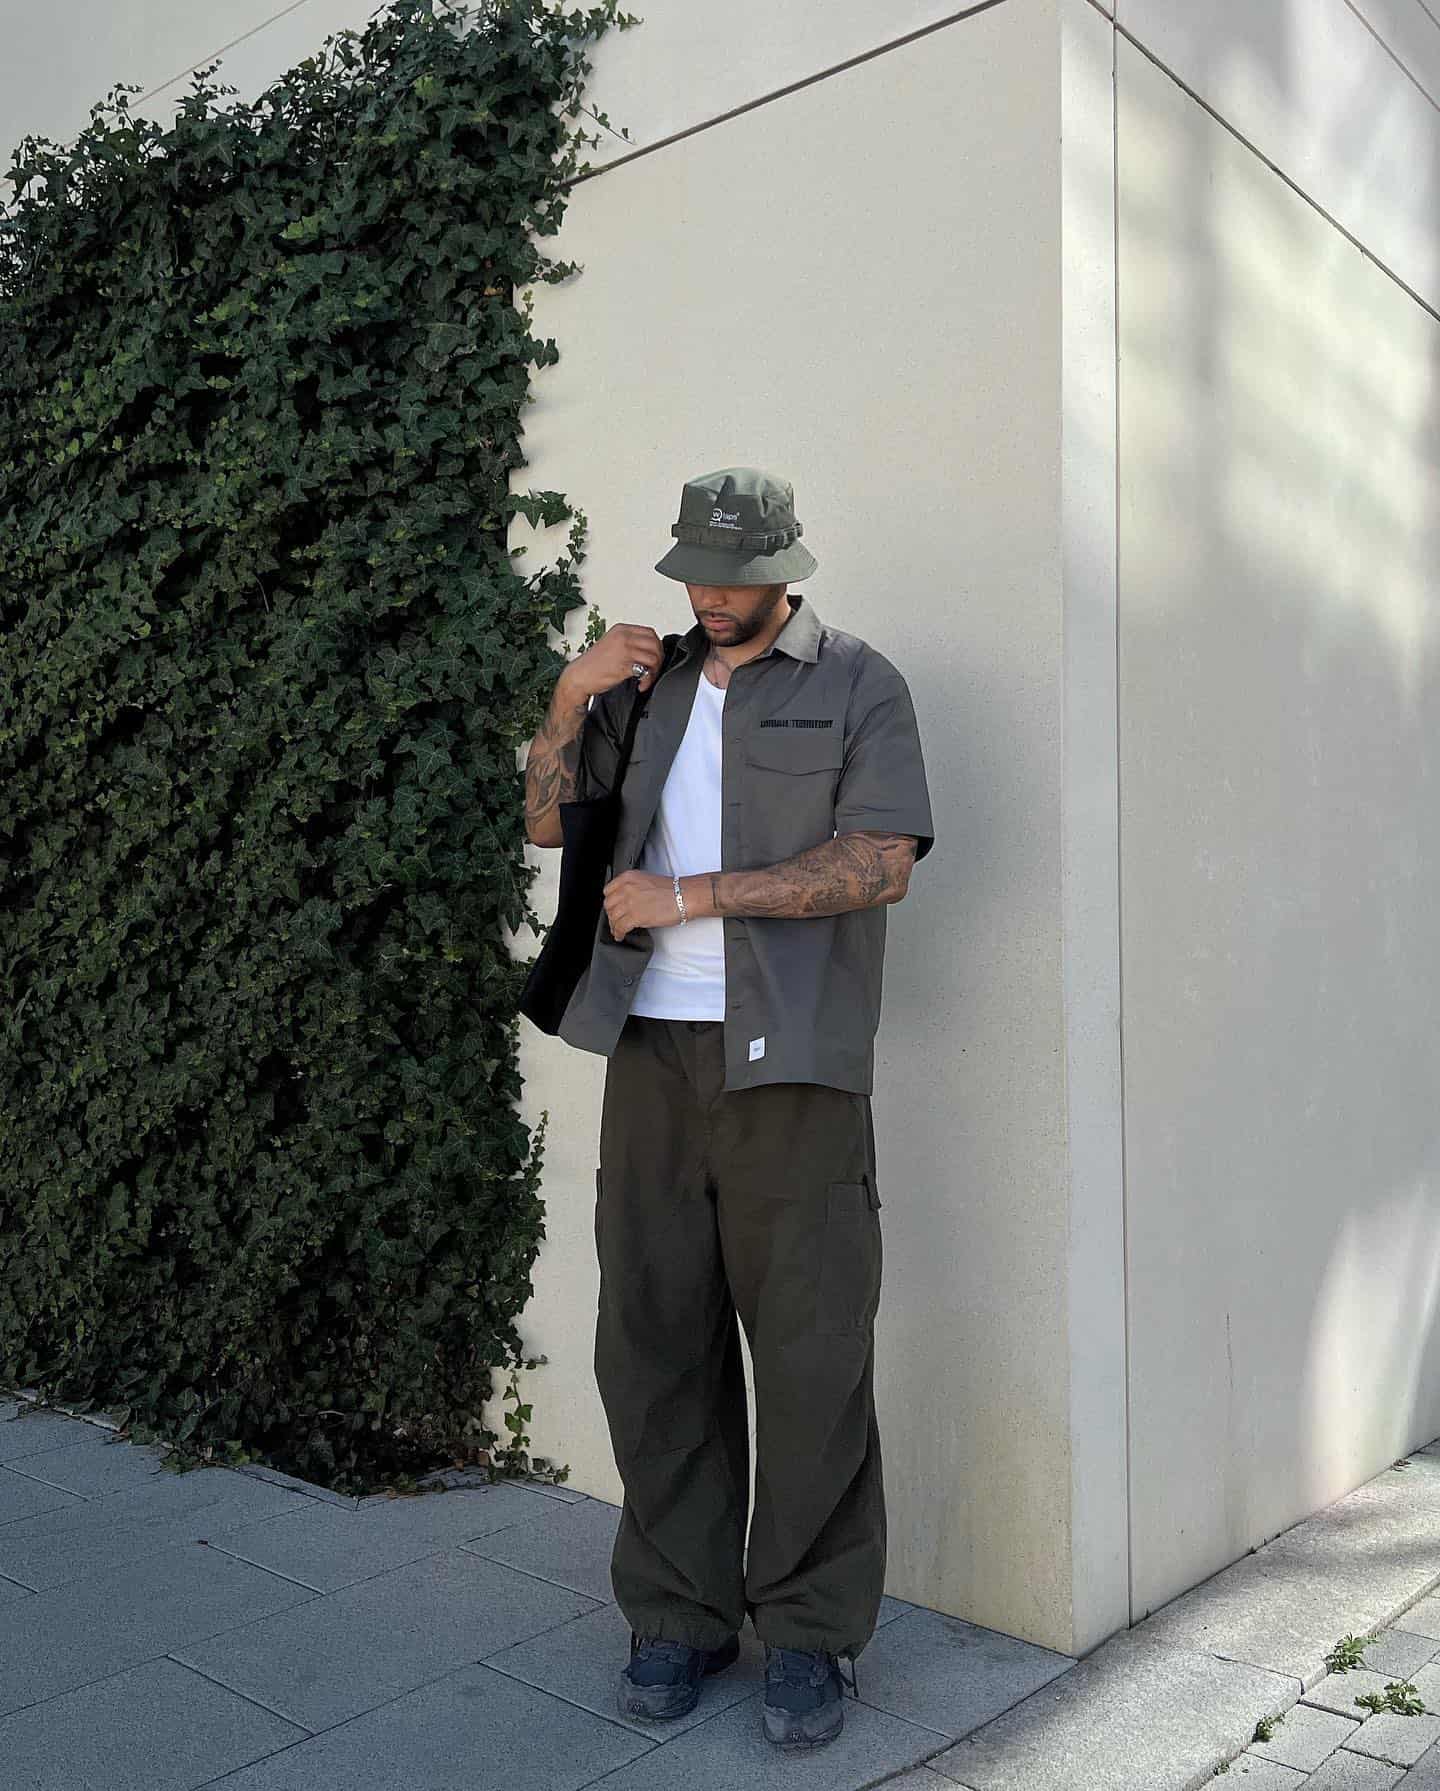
[603,870,683,942]
[568,623,666,700]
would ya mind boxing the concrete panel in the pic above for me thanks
[1118,0,1440,310]
[1117,35,1440,1617]
[1,2,1016,190]
[556,0,1011,172]
[507,0,1073,1647]
[0,0,379,180]
[1060,0,1129,1655]
[1348,0,1440,104]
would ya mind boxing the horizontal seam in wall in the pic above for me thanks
[564,0,1012,188]
[124,0,315,115]
[1106,6,1440,328]
[1339,0,1440,116]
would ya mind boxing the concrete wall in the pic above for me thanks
[1113,0,1440,1621]
[5,0,1437,1660]
[508,0,1076,1649]
[0,1,379,186]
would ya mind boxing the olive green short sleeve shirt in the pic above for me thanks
[556,594,935,1094]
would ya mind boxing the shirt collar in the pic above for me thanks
[672,593,822,666]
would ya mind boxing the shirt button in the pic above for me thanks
[623,975,637,985]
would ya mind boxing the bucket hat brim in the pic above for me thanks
[654,538,818,586]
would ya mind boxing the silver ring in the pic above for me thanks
[630,662,647,678]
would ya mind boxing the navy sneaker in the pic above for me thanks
[762,1644,859,1749]
[617,1630,741,1721]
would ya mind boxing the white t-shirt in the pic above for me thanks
[628,671,727,1020]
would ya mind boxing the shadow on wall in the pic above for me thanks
[1110,7,1440,1620]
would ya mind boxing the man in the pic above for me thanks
[522,467,935,1751]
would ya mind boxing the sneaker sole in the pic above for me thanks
[762,1702,845,1749]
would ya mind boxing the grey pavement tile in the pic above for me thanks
[462,1493,621,1603]
[0,1406,100,1461]
[0,1464,87,1526]
[0,1655,305,1791]
[1306,1668,1406,1719]
[874,1772,969,1790]
[1395,1594,1440,1643]
[510,1475,590,1504]
[0,1538,315,1718]
[212,1479,556,1593]
[1407,1661,1440,1708]
[188,1662,651,1790]
[879,1595,922,1627]
[483,1597,765,1739]
[1345,1712,1440,1768]
[851,1606,1074,1741]
[407,1467,590,1504]
[1154,1454,1440,1686]
[1397,1738,1440,1785]
[1362,1631,1440,1678]
[925,1627,1296,1791]
[579,1687,947,1790]
[403,1465,590,1506]
[1274,1455,1440,1552]
[3,1433,170,1497]
[1209,1757,1309,1786]
[3,1396,124,1433]
[1248,1700,1361,1770]
[176,1546,599,1732]
[232,1461,363,1510]
[1129,1546,1345,1687]
[0,1574,31,1608]
[1305,1748,1407,1789]
[0,1466,301,1592]
[1133,1466,1440,1692]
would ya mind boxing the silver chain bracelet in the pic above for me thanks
[672,873,688,925]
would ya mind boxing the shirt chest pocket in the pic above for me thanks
[745,724,844,775]
[743,723,845,856]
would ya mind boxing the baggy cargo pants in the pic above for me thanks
[593,1012,887,1660]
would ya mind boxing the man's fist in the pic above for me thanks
[603,870,685,942]
[566,624,665,701]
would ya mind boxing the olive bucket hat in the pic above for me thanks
[654,466,819,587]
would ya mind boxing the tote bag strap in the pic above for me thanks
[608,632,679,797]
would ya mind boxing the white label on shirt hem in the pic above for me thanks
[749,1036,765,1061]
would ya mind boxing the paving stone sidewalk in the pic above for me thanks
[2,1395,1439,1791]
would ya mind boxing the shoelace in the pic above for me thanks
[766,1645,861,1702]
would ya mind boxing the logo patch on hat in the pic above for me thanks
[710,507,743,530]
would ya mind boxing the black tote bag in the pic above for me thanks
[517,635,678,1036]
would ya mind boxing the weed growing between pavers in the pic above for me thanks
[1326,1631,1382,1673]
[1354,1680,1426,1716]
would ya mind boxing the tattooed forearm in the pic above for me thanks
[688,832,917,919]
[524,671,591,846]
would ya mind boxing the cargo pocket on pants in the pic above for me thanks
[815,1173,883,1335]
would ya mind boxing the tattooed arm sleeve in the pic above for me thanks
[700,832,920,917]
[524,675,619,846]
